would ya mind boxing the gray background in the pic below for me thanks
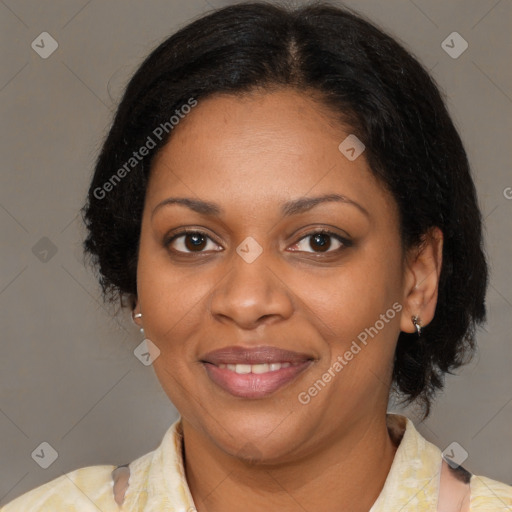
[1,0,511,504]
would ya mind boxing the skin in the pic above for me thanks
[133,88,443,512]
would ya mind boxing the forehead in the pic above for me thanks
[147,89,396,224]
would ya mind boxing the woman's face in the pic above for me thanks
[136,89,414,461]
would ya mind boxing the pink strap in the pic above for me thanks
[437,458,471,512]
[112,464,130,507]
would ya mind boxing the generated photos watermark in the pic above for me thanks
[298,301,403,405]
[93,97,198,200]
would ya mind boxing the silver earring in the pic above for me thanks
[132,312,144,335]
[411,315,422,337]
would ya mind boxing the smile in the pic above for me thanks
[202,359,313,399]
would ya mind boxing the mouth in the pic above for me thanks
[200,345,315,399]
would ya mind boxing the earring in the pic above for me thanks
[132,312,144,335]
[411,315,422,337]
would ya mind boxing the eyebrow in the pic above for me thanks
[151,193,369,219]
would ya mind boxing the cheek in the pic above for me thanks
[302,254,402,339]
[136,240,212,351]
[300,250,403,392]
[139,275,211,351]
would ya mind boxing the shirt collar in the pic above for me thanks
[369,413,442,511]
[128,413,442,511]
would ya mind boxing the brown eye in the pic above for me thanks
[183,232,207,251]
[309,232,332,252]
[288,230,351,254]
[166,230,221,253]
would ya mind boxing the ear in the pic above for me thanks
[400,227,443,334]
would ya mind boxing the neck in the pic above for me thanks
[182,413,399,512]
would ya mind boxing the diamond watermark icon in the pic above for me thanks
[338,134,365,161]
[31,32,59,59]
[134,338,161,366]
[236,236,263,263]
[442,441,469,469]
[31,442,58,469]
[441,32,468,59]
[236,441,263,463]
[32,236,58,263]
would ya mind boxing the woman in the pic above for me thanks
[2,2,510,511]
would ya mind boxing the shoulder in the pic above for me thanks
[385,414,511,511]
[1,420,183,512]
[1,465,120,512]
[470,473,512,510]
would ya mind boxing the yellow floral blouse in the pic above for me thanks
[2,413,511,511]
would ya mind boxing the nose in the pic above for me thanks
[209,248,294,330]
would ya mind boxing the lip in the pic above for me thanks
[201,345,314,399]
[201,345,313,365]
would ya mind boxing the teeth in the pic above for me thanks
[234,364,251,374]
[252,363,270,374]
[216,362,300,373]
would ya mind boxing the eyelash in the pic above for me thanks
[164,228,352,256]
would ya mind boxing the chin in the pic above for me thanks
[207,412,309,465]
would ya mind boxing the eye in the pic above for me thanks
[165,228,351,255]
[288,229,351,254]
[165,229,222,254]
